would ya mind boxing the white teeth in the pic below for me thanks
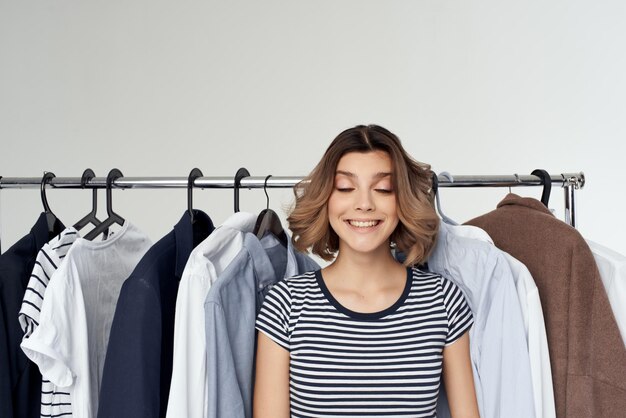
[348,220,379,228]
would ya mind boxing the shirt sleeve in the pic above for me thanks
[20,263,77,389]
[441,276,474,346]
[165,271,211,418]
[19,244,56,337]
[255,280,291,351]
[19,231,77,339]
[204,301,247,418]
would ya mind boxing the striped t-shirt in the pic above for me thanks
[255,267,474,418]
[19,227,79,418]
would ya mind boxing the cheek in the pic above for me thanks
[384,201,400,230]
[327,195,337,216]
[382,197,399,217]
[327,192,347,214]
[326,196,340,227]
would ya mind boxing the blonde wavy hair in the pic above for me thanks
[287,125,439,266]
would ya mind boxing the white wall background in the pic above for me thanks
[1,0,625,255]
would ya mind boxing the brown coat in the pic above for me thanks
[466,194,626,418]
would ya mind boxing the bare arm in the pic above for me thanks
[253,332,290,418]
[443,331,480,418]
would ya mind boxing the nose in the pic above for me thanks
[355,189,375,212]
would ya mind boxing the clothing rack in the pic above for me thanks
[0,171,585,227]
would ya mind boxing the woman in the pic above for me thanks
[254,125,480,418]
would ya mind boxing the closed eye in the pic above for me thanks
[375,189,393,194]
[336,188,355,192]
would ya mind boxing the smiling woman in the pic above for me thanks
[287,125,439,266]
[253,125,481,418]
[327,151,400,260]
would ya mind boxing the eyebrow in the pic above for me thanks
[335,170,392,179]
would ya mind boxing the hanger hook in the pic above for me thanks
[234,167,250,213]
[439,171,454,183]
[81,168,97,212]
[80,169,96,188]
[531,169,552,207]
[188,168,203,223]
[263,175,272,210]
[105,168,124,216]
[40,171,56,213]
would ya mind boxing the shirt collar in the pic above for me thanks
[444,223,494,245]
[174,210,215,278]
[242,231,298,289]
[221,211,257,232]
[283,230,299,277]
[497,193,554,217]
[427,221,451,273]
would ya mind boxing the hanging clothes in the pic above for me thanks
[21,222,152,418]
[466,193,626,418]
[427,222,536,418]
[448,224,556,418]
[19,227,79,418]
[166,212,257,418]
[586,240,626,347]
[97,211,215,418]
[204,231,319,418]
[0,213,64,418]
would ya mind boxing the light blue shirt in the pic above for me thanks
[428,222,536,418]
[203,231,319,418]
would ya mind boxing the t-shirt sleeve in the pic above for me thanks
[19,244,57,337]
[441,276,474,346]
[20,263,77,388]
[255,280,291,351]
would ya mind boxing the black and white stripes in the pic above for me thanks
[256,268,473,418]
[19,227,78,418]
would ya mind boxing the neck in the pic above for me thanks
[329,245,404,287]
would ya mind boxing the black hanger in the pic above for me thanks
[234,167,250,213]
[84,169,125,240]
[73,169,104,231]
[431,171,438,196]
[531,169,552,207]
[254,175,288,247]
[188,168,203,224]
[41,172,60,234]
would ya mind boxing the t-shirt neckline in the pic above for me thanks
[77,221,130,249]
[315,267,412,320]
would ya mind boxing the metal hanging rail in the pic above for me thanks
[0,172,585,227]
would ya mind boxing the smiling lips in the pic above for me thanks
[347,219,382,228]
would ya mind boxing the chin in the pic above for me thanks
[343,242,392,257]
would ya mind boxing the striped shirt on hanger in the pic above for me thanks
[255,267,474,418]
[19,227,79,418]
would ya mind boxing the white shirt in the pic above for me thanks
[428,222,536,418]
[21,222,152,418]
[19,227,79,418]
[165,212,257,418]
[450,224,556,418]
[586,240,626,347]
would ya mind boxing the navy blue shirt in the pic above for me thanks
[97,211,214,418]
[0,213,65,418]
